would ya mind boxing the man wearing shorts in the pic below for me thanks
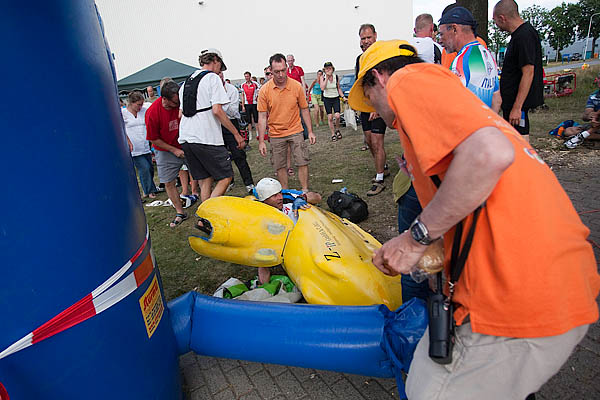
[258,53,316,192]
[145,80,188,227]
[178,48,245,205]
[356,23,388,196]
[241,71,259,141]
[493,0,544,143]
[349,39,599,399]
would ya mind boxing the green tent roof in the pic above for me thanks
[117,58,197,93]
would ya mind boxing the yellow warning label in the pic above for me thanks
[139,275,164,338]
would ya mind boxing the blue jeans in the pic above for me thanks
[132,153,157,195]
[397,185,431,302]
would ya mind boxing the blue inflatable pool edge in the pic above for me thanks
[167,292,427,398]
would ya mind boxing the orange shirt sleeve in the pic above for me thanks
[386,64,501,176]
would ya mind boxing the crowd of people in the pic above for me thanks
[118,1,599,398]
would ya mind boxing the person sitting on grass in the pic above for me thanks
[555,77,600,144]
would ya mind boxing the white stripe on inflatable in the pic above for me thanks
[0,333,32,360]
[93,273,138,314]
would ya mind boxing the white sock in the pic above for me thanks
[375,173,384,181]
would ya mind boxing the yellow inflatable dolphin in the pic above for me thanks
[189,196,403,309]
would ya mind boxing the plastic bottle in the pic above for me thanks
[564,131,590,149]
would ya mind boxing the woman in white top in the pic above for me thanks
[122,91,157,199]
[319,62,347,141]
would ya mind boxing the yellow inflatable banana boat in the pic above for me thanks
[189,196,403,309]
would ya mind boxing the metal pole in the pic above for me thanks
[584,12,600,60]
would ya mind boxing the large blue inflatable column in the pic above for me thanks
[0,2,181,399]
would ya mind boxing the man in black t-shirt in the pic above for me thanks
[493,0,544,143]
[356,23,389,196]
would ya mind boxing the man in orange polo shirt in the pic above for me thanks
[258,53,316,191]
[349,40,599,399]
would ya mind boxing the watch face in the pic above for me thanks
[411,222,425,242]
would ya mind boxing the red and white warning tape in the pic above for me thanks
[0,227,154,360]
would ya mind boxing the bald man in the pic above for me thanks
[493,0,544,143]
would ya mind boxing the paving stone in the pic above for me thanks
[274,370,307,399]
[218,357,240,372]
[226,366,254,397]
[212,388,236,400]
[240,360,265,376]
[372,377,397,392]
[345,375,396,399]
[578,336,600,356]
[183,364,206,391]
[249,369,281,400]
[330,377,365,400]
[180,351,197,367]
[264,363,288,377]
[288,366,316,382]
[197,355,219,370]
[202,363,228,394]
[315,369,342,385]
[299,375,337,400]
[189,385,211,400]
[239,390,263,400]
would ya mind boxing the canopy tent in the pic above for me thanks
[116,58,197,95]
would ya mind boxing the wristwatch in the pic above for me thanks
[410,216,435,245]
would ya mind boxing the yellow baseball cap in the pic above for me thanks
[348,40,417,113]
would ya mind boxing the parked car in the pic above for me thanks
[571,52,582,61]
[339,73,356,98]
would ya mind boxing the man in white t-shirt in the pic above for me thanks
[409,14,442,64]
[178,48,246,203]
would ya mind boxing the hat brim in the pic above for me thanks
[348,77,375,113]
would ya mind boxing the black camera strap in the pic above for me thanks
[430,175,483,301]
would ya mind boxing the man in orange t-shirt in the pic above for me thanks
[258,53,316,191]
[349,40,599,399]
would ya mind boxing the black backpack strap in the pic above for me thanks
[434,44,442,64]
[183,70,213,116]
[430,175,483,298]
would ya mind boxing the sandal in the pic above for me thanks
[287,168,295,176]
[336,130,342,139]
[169,212,188,228]
[331,135,338,142]
[195,217,213,237]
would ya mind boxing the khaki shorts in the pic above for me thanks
[270,132,309,171]
[311,93,323,106]
[406,323,589,400]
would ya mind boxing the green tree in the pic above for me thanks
[544,3,578,61]
[521,5,549,39]
[488,20,509,62]
[573,0,600,58]
[457,0,488,43]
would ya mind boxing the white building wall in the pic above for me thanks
[95,0,413,80]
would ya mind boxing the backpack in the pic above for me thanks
[327,190,368,223]
[182,70,213,117]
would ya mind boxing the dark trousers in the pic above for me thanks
[397,184,432,302]
[223,119,254,187]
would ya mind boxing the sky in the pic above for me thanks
[413,0,576,23]
[97,0,575,82]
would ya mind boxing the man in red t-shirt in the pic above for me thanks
[145,80,187,227]
[286,54,307,91]
[241,71,259,140]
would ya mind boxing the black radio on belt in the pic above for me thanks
[427,281,454,364]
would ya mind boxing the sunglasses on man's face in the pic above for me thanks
[265,72,272,76]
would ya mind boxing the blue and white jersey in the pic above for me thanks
[450,41,499,108]
[586,90,600,112]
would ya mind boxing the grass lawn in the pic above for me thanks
[145,65,600,301]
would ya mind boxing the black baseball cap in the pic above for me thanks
[439,6,477,27]
[323,61,333,68]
